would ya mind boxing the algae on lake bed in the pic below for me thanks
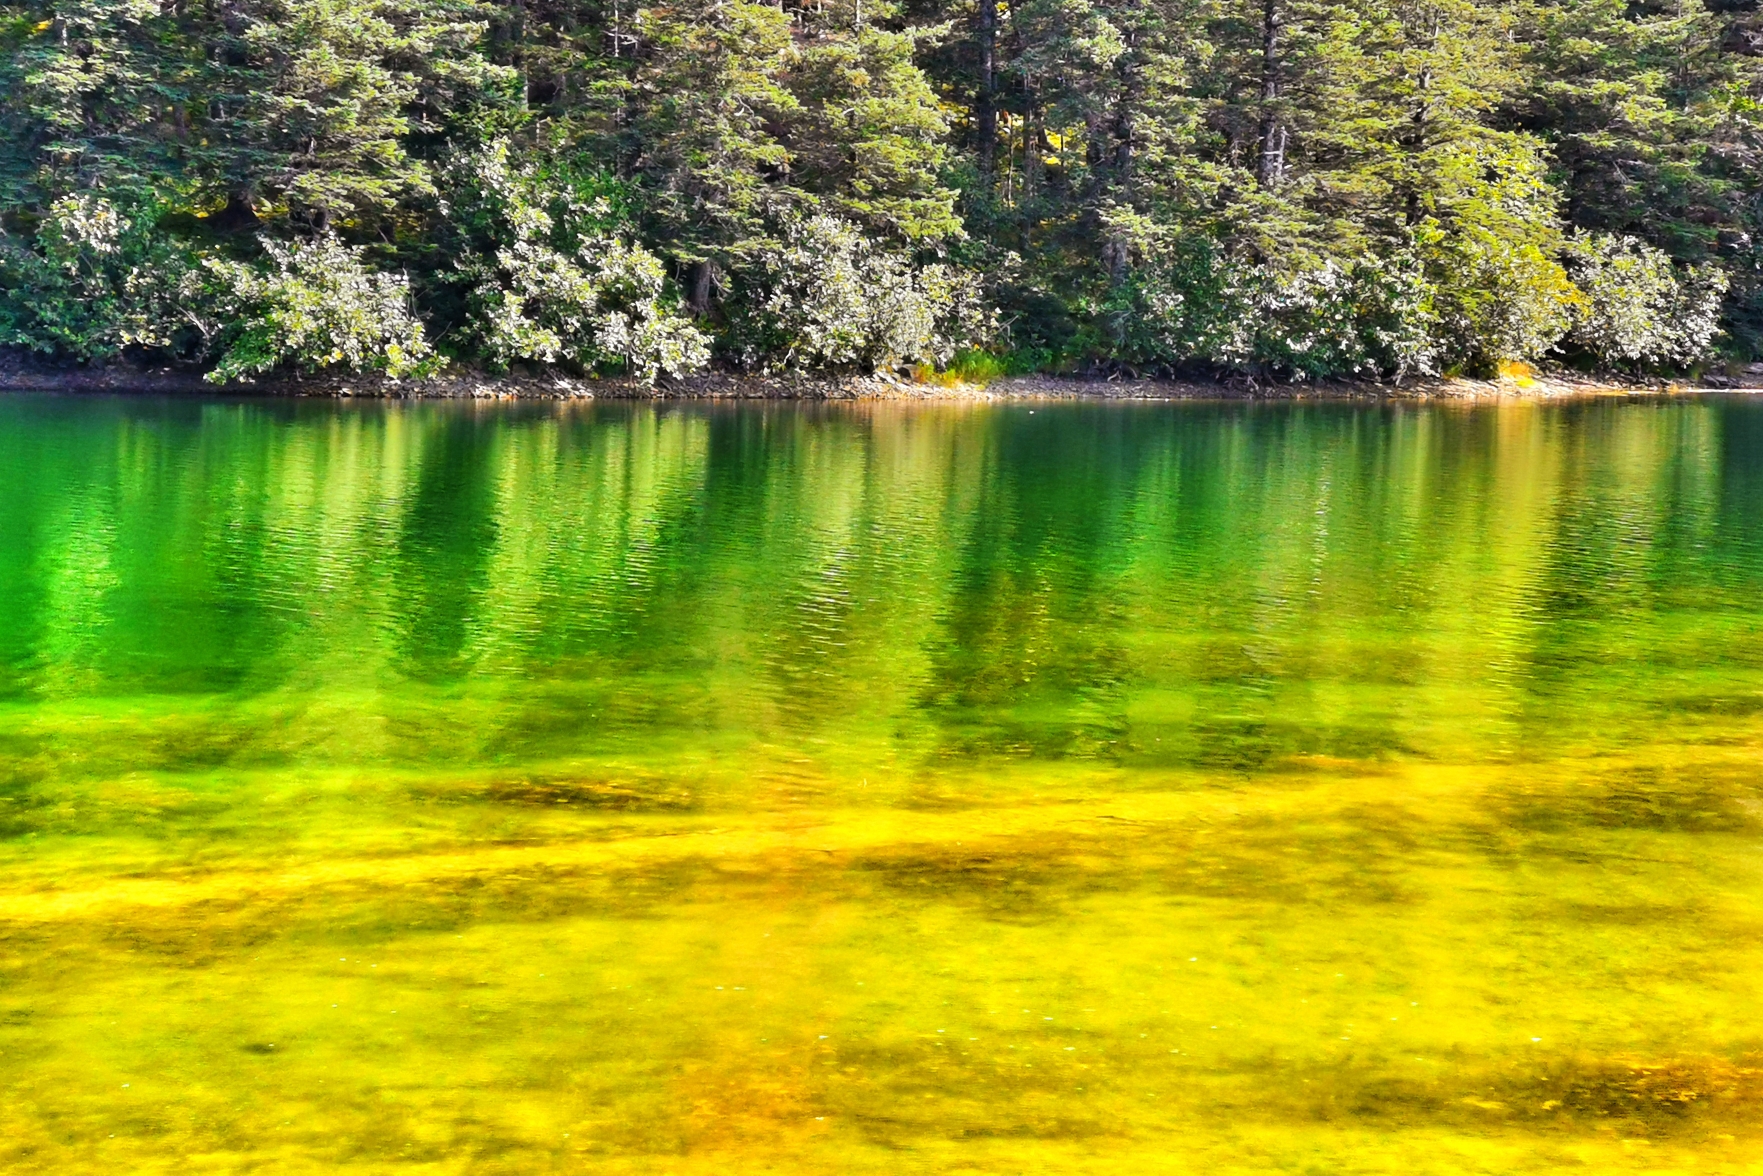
[3,394,1763,1173]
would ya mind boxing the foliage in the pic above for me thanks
[441,143,708,382]
[0,0,1759,379]
[1566,234,1729,369]
[205,233,437,382]
[1407,137,1582,373]
[1099,226,1436,379]
[726,215,995,373]
[630,0,800,279]
[0,192,206,361]
[787,26,963,244]
[1424,225,1579,374]
[943,348,1009,385]
[1246,258,1439,380]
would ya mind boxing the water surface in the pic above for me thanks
[4,394,1763,1173]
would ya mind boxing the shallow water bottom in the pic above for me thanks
[8,745,1763,1173]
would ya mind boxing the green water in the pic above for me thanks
[4,394,1763,1174]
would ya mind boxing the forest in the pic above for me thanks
[1,0,1759,382]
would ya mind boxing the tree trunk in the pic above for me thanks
[1400,13,1437,225]
[1256,0,1286,190]
[1103,235,1129,287]
[688,261,715,315]
[210,188,261,234]
[1404,65,1431,225]
[976,0,998,181]
[1112,32,1137,181]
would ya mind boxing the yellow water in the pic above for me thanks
[3,395,1763,1173]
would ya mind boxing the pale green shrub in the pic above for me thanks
[1104,235,1437,380]
[729,215,996,372]
[205,234,437,382]
[1423,224,1579,372]
[1243,258,1438,380]
[0,192,206,362]
[444,143,709,383]
[1566,233,1728,367]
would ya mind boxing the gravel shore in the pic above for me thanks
[0,351,1743,401]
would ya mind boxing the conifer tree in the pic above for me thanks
[3,0,1761,375]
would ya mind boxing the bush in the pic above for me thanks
[1246,258,1438,380]
[442,143,709,383]
[1423,224,1579,374]
[1103,235,1437,380]
[1092,229,1241,370]
[726,215,996,372]
[1566,233,1728,368]
[0,192,206,363]
[946,348,1007,384]
[205,234,438,382]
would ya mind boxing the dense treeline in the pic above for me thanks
[1,0,1760,381]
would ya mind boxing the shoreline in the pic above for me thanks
[0,355,1751,402]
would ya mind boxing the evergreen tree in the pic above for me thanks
[2,0,1760,376]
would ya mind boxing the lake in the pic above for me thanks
[3,393,1763,1173]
